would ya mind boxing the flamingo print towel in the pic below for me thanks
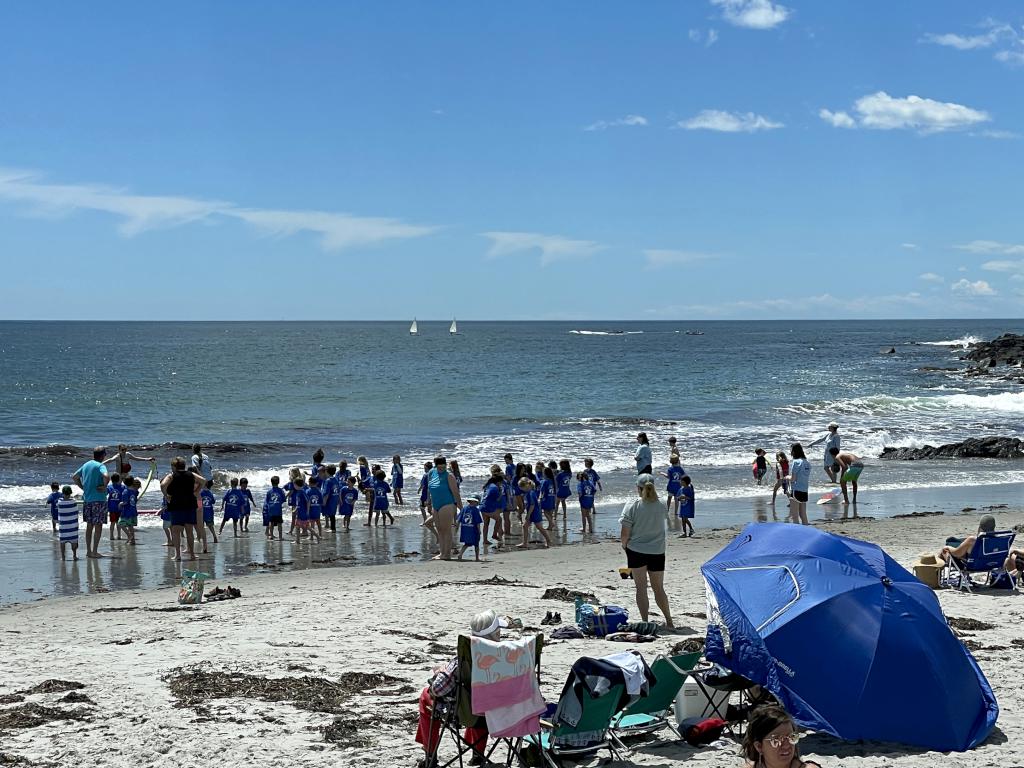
[469,635,544,737]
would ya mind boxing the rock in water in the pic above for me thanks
[962,334,1024,367]
[879,437,1024,460]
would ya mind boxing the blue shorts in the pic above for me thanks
[528,507,542,525]
[340,506,353,517]
[392,478,403,489]
[203,509,214,525]
[666,483,681,496]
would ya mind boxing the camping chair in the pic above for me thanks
[519,681,627,768]
[424,633,543,768]
[945,531,1015,592]
[610,651,702,750]
[686,661,760,736]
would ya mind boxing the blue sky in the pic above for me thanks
[1,1,1023,320]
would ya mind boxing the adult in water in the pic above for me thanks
[634,432,653,475]
[829,448,863,504]
[104,443,154,476]
[821,423,840,483]
[428,456,462,561]
[72,446,110,558]
[189,444,213,483]
[161,456,205,562]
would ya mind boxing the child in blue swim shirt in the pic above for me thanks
[458,496,484,561]
[339,477,359,532]
[304,480,324,542]
[372,470,394,526]
[322,464,340,532]
[539,468,557,529]
[200,480,218,546]
[517,478,551,550]
[118,476,139,545]
[555,460,573,516]
[660,455,686,517]
[239,478,255,532]
[264,476,286,540]
[107,473,125,541]
[678,475,695,538]
[45,481,61,535]
[391,455,404,506]
[418,461,432,522]
[576,472,596,534]
[219,478,245,538]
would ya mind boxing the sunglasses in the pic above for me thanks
[765,733,802,749]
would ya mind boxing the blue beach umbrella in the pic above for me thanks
[700,523,998,752]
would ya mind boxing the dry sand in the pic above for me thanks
[1,509,1021,768]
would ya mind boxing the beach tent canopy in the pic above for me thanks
[700,522,998,752]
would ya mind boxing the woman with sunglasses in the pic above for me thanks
[742,705,820,768]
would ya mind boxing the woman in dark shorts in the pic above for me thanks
[787,443,812,525]
[619,473,673,629]
[160,456,204,562]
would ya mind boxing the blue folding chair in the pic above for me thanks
[945,530,1015,592]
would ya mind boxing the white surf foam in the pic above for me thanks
[919,335,982,348]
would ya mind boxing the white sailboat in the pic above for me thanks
[449,318,457,335]
[409,319,418,335]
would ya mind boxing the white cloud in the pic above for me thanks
[819,109,856,128]
[711,0,790,30]
[707,29,720,46]
[481,231,604,267]
[0,168,436,251]
[951,278,996,296]
[995,49,1024,65]
[677,109,783,133]
[583,115,648,132]
[828,92,990,133]
[919,272,944,283]
[955,240,1024,255]
[923,20,1024,67]
[982,259,1024,274]
[977,129,1022,140]
[901,243,920,250]
[643,249,716,269]
[650,291,928,317]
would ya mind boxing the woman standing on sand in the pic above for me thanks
[787,443,811,526]
[619,474,673,629]
[161,457,204,562]
[634,432,653,474]
[428,456,462,561]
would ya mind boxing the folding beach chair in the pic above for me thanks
[423,633,543,768]
[685,661,760,736]
[945,531,1015,592]
[610,651,701,750]
[520,682,627,767]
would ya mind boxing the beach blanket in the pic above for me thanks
[469,635,544,738]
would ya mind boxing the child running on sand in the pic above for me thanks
[576,471,596,534]
[418,461,432,521]
[200,479,218,548]
[56,485,79,560]
[661,455,685,516]
[555,459,572,516]
[107,472,125,541]
[678,475,695,537]
[339,476,358,532]
[771,451,790,503]
[265,476,286,540]
[305,477,324,541]
[239,478,255,532]
[45,481,61,535]
[373,469,394,526]
[117,476,139,545]
[539,467,557,529]
[457,495,483,561]
[219,478,244,538]
[391,455,404,506]
[517,477,551,549]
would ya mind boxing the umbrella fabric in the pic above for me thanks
[701,522,997,752]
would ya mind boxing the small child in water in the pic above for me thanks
[391,455,404,506]
[678,475,695,538]
[118,475,139,545]
[200,479,218,548]
[57,485,79,560]
[418,461,432,522]
[753,449,769,486]
[264,476,286,541]
[219,478,244,538]
[46,481,61,535]
[555,460,572,516]
[373,469,394,526]
[583,458,602,493]
[339,476,359,532]
[458,495,484,561]
[305,477,324,542]
[107,472,125,541]
[661,454,686,516]
[239,478,255,532]
[292,475,310,543]
[517,478,551,549]
[576,471,596,534]
[771,451,790,503]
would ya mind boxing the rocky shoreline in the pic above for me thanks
[880,437,1024,461]
[962,333,1024,382]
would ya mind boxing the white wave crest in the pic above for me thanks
[569,330,643,336]
[919,335,982,348]
[781,391,1024,418]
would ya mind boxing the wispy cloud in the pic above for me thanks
[481,231,604,266]
[677,109,783,133]
[901,243,920,250]
[982,259,1024,275]
[710,0,790,30]
[0,168,436,251]
[647,291,928,317]
[922,20,1024,66]
[583,115,648,132]
[819,92,990,134]
[977,129,1022,140]
[955,240,1024,255]
[951,278,996,296]
[919,272,944,283]
[688,28,719,47]
[643,249,716,269]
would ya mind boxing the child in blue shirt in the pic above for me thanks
[391,455,404,506]
[678,475,695,538]
[322,464,340,532]
[200,479,218,546]
[555,460,573,516]
[292,476,310,544]
[239,477,255,533]
[576,472,596,534]
[339,477,359,532]
[285,468,301,535]
[458,496,484,561]
[219,478,245,538]
[584,458,602,493]
[45,481,61,535]
[539,467,557,529]
[372,470,394,526]
[517,478,551,550]
[305,479,324,542]
[660,455,686,517]
[265,476,286,540]
[107,472,125,541]
[118,476,140,545]
[418,461,433,522]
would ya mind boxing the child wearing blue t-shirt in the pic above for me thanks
[372,470,394,526]
[239,478,255,532]
[117,476,140,545]
[583,458,602,497]
[458,496,484,561]
[200,479,218,546]
[517,478,551,550]
[305,480,324,542]
[219,478,245,538]
[576,472,596,534]
[417,461,432,522]
[678,475,695,537]
[660,455,686,516]
[555,460,573,516]
[539,467,557,529]
[45,481,61,535]
[107,473,126,541]
[285,467,301,535]
[321,465,340,532]
[391,455,404,506]
[339,477,359,532]
[265,476,286,540]
[292,476,310,544]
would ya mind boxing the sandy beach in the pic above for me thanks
[1,507,1021,768]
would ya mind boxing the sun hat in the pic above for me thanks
[913,552,944,589]
[914,553,943,568]
[466,494,480,504]
[635,473,655,487]
[471,614,510,637]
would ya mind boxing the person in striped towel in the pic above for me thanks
[57,485,79,561]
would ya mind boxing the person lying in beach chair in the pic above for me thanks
[939,515,1015,592]
[417,610,543,768]
[609,650,701,751]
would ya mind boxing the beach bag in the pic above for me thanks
[680,717,727,746]
[178,569,209,605]
[989,570,1013,590]
[575,598,628,637]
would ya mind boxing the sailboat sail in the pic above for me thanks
[449,319,457,334]
[410,319,418,335]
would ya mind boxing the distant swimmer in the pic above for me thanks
[829,448,864,504]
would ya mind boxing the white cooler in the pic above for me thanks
[674,677,731,724]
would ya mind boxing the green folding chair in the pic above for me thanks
[610,651,701,749]
[520,682,627,767]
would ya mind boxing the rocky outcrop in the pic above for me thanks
[879,437,1024,461]
[963,334,1024,367]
